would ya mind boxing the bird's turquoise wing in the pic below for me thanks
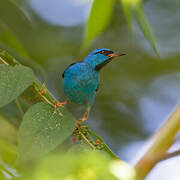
[62,62,99,105]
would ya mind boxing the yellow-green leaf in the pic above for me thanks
[0,139,17,165]
[120,0,159,56]
[135,4,159,56]
[84,0,115,48]
[120,0,141,30]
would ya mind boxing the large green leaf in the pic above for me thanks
[18,102,76,161]
[0,64,35,108]
[84,0,115,47]
[19,151,136,180]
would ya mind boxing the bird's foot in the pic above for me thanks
[74,107,90,133]
[57,101,68,106]
[75,116,88,126]
[54,101,68,108]
[82,116,88,121]
[53,101,68,116]
[81,110,89,122]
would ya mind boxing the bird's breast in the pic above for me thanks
[62,65,99,105]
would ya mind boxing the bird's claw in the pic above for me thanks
[81,116,88,122]
[76,116,87,126]
[57,101,68,106]
[53,101,67,108]
[53,101,67,116]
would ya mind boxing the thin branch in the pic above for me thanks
[158,149,180,162]
[0,56,8,65]
[79,131,96,149]
[33,84,54,106]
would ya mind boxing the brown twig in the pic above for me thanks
[134,105,180,179]
[158,149,180,162]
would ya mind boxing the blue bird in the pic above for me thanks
[60,48,125,122]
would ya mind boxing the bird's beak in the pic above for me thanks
[107,53,126,58]
[95,52,126,71]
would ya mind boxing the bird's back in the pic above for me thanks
[62,62,99,105]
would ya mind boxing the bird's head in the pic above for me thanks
[84,48,126,70]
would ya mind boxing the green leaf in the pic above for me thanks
[121,0,136,31]
[135,4,159,56]
[0,64,35,108]
[0,139,17,165]
[34,151,119,180]
[0,113,17,145]
[120,0,159,56]
[18,102,76,161]
[84,0,115,48]
[0,30,29,58]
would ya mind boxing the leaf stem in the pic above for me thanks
[87,128,119,159]
[15,98,24,117]
[0,56,8,65]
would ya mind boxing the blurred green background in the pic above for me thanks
[0,0,180,179]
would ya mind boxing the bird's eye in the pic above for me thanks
[94,50,113,55]
[100,50,113,56]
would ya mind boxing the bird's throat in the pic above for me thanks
[94,58,112,71]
